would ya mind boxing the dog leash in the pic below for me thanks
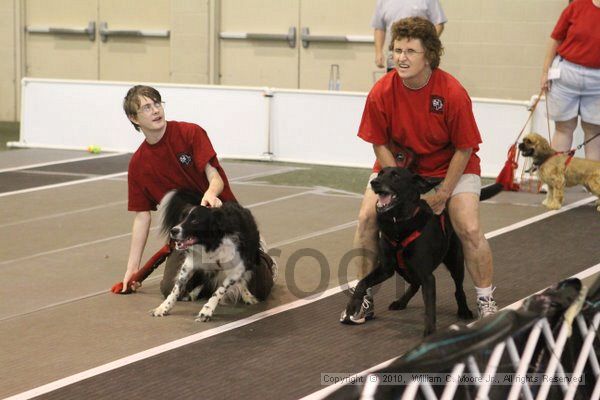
[514,88,546,146]
[574,132,600,152]
[551,132,600,163]
[517,89,551,191]
[543,133,600,170]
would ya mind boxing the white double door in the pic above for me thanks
[219,0,379,91]
[25,0,171,82]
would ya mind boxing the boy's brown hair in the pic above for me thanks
[123,85,162,131]
[389,17,444,70]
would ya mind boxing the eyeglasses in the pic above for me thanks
[393,48,425,58]
[137,101,165,115]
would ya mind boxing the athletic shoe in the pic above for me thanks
[477,296,498,319]
[340,289,375,324]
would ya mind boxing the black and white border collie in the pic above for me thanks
[151,189,276,322]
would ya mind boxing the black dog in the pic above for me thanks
[341,167,501,336]
[151,189,276,322]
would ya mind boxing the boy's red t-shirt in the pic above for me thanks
[358,69,482,178]
[128,120,236,211]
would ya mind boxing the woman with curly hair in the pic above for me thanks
[343,17,497,324]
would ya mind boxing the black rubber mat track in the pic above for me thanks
[33,204,600,400]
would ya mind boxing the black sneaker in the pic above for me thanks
[340,289,375,324]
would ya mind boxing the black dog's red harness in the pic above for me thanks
[381,207,447,271]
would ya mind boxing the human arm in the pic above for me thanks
[200,162,224,207]
[373,143,397,168]
[374,29,386,68]
[435,23,444,36]
[541,38,560,92]
[423,148,472,214]
[122,211,151,292]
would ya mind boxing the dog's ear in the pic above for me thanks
[411,174,439,195]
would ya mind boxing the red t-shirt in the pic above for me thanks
[358,69,481,178]
[128,120,236,211]
[552,0,600,68]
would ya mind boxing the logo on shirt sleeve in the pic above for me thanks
[430,95,445,114]
[177,153,193,166]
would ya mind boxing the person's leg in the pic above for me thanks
[581,121,600,161]
[547,58,580,153]
[353,186,379,279]
[579,59,600,160]
[447,193,492,287]
[447,192,497,318]
[551,117,578,152]
[342,177,379,323]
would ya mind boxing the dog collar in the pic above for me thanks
[382,206,438,249]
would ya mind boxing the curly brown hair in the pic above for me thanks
[389,17,444,69]
[123,85,162,131]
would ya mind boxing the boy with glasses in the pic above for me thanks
[121,85,242,297]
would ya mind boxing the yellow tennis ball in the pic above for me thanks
[87,145,101,154]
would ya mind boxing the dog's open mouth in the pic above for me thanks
[173,237,198,250]
[376,191,397,211]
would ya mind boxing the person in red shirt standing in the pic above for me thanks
[121,85,239,297]
[541,0,600,161]
[345,17,497,323]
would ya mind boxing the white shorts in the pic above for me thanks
[367,172,481,197]
[547,56,600,125]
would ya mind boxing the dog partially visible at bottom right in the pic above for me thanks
[519,133,600,212]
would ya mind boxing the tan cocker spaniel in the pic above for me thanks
[518,133,600,211]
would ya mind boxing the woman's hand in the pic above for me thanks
[423,190,450,215]
[541,71,551,92]
[375,52,385,69]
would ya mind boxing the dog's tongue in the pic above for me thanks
[377,193,393,208]
[175,238,197,250]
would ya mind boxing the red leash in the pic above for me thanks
[496,89,547,191]
[111,243,173,294]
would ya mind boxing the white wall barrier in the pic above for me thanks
[17,79,268,161]
[15,78,548,177]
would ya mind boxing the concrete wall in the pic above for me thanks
[0,0,571,121]
[443,0,565,100]
[0,0,18,121]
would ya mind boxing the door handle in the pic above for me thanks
[220,27,296,48]
[99,22,170,42]
[26,21,96,41]
[301,27,373,48]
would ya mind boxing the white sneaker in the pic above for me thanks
[477,296,498,319]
